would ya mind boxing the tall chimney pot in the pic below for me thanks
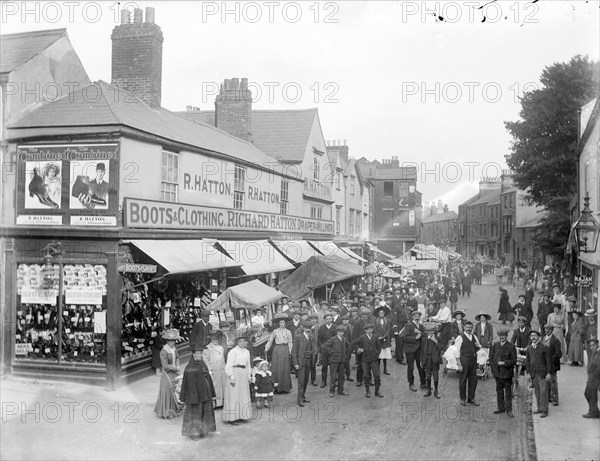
[120,9,131,24]
[133,8,143,23]
[145,7,155,23]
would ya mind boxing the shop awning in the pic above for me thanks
[206,279,284,311]
[388,258,438,271]
[128,240,241,275]
[216,240,296,276]
[271,240,323,264]
[339,247,368,263]
[308,241,357,263]
[366,243,395,260]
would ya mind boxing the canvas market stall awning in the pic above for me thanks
[271,240,322,264]
[366,242,395,260]
[388,258,439,271]
[309,241,357,263]
[339,247,368,263]
[128,240,241,275]
[277,255,365,300]
[206,279,284,311]
[216,240,295,276]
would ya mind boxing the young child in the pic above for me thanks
[253,360,278,408]
[250,357,263,403]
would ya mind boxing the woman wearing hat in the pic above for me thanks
[223,336,252,422]
[547,303,567,361]
[450,310,466,341]
[264,313,293,393]
[474,313,494,349]
[374,306,392,375]
[154,329,183,419]
[568,311,585,366]
[203,331,227,407]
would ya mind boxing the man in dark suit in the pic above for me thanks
[537,292,552,327]
[352,323,383,398]
[583,338,600,419]
[542,323,562,406]
[331,305,343,325]
[511,316,531,376]
[401,311,427,391]
[322,325,351,397]
[454,320,481,406]
[287,310,302,337]
[420,323,443,398]
[351,308,368,386]
[308,314,320,386]
[490,328,517,417]
[189,310,212,352]
[292,321,315,406]
[318,313,337,388]
[525,330,552,417]
[391,295,410,364]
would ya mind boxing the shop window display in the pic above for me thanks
[15,263,107,363]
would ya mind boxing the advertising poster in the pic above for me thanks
[17,144,119,226]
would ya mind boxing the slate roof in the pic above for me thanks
[178,108,319,163]
[422,211,458,224]
[8,81,292,176]
[469,189,500,206]
[1,28,66,74]
[354,160,416,181]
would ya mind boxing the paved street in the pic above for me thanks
[2,275,536,461]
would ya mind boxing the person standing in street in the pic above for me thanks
[292,321,314,407]
[322,325,351,397]
[498,287,514,325]
[223,336,252,423]
[420,323,443,398]
[352,323,383,398]
[401,311,427,392]
[189,310,213,353]
[489,329,517,417]
[318,312,338,388]
[265,313,293,393]
[525,330,552,418]
[582,338,600,419]
[180,344,217,440]
[391,296,409,365]
[454,320,481,406]
[537,292,552,328]
[542,323,563,406]
[308,314,320,386]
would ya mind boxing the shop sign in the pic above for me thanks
[16,144,119,227]
[118,263,157,274]
[15,343,33,355]
[20,288,57,305]
[124,197,334,235]
[65,288,103,305]
[574,275,593,287]
[303,177,332,201]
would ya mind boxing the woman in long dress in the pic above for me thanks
[567,311,585,366]
[264,314,293,393]
[223,336,252,422]
[154,329,183,418]
[180,345,216,440]
[547,303,567,362]
[203,331,227,407]
[497,287,514,325]
[374,307,391,375]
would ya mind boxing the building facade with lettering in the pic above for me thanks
[1,10,334,387]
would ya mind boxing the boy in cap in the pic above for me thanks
[489,329,517,417]
[421,323,443,398]
[351,323,383,398]
[322,325,352,397]
[583,338,600,418]
[525,330,552,418]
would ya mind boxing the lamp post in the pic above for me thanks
[574,195,600,253]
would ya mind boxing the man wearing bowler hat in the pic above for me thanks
[490,329,517,417]
[583,338,600,418]
[89,162,109,201]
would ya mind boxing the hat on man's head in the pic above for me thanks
[585,309,597,317]
[96,162,106,171]
[336,325,346,332]
[529,330,541,337]
[201,309,211,317]
[517,316,528,323]
[364,323,375,330]
[191,343,205,352]
[566,295,577,302]
[543,323,554,331]
[301,320,313,329]
[361,307,371,315]
[341,314,350,320]
[497,328,510,337]
[349,306,358,313]
[518,294,525,299]
[330,305,340,311]
[587,338,599,345]
[411,310,422,318]
[320,301,330,307]
[309,313,319,319]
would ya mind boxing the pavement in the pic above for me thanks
[1,274,598,460]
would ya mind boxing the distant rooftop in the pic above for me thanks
[1,28,66,74]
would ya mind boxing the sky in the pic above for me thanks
[3,0,599,210]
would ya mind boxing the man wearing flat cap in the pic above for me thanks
[322,325,352,397]
[583,338,600,418]
[400,311,427,392]
[351,323,383,398]
[490,329,517,417]
[190,309,213,352]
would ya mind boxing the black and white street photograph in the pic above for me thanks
[1,1,599,460]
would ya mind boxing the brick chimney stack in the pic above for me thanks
[326,139,349,165]
[111,7,164,109]
[215,78,252,142]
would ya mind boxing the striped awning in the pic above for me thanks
[216,240,296,276]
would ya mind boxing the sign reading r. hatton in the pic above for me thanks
[124,198,334,235]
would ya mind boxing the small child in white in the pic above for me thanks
[254,360,277,408]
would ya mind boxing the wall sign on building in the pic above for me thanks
[124,197,334,235]
[16,144,119,226]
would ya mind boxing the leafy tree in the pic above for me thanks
[505,55,600,259]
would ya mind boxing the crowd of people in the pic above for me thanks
[149,260,600,440]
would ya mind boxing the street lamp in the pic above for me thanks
[574,195,600,253]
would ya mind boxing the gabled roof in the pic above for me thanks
[422,211,458,224]
[1,28,66,74]
[177,108,320,163]
[354,160,416,181]
[9,81,293,176]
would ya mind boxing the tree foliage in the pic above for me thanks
[505,55,600,259]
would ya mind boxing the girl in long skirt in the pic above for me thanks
[154,329,183,419]
[264,314,293,393]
